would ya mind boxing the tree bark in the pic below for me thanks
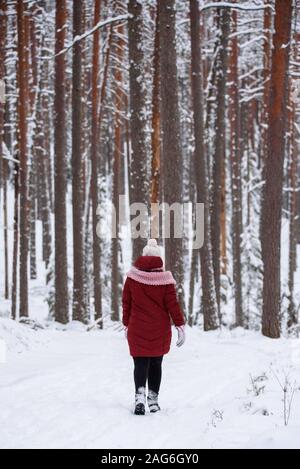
[228,8,243,327]
[111,18,124,322]
[287,28,299,330]
[72,0,86,323]
[29,163,37,280]
[91,0,102,324]
[261,0,272,168]
[287,101,298,330]
[36,56,52,277]
[261,0,293,339]
[0,0,8,300]
[190,0,219,331]
[17,0,29,318]
[159,0,185,312]
[151,6,161,207]
[54,0,69,324]
[128,0,148,258]
[211,8,230,312]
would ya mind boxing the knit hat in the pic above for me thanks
[142,239,161,257]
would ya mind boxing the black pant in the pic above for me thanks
[133,356,163,394]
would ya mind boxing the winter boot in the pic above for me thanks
[147,389,161,413]
[134,386,146,415]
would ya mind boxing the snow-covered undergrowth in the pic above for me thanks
[1,324,300,449]
[0,318,48,354]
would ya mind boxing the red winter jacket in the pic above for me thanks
[122,256,185,357]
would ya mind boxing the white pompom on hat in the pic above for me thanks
[142,239,161,257]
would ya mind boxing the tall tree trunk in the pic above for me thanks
[159,0,185,312]
[261,0,293,339]
[228,8,243,327]
[0,0,9,300]
[111,20,124,322]
[36,62,52,278]
[29,164,37,279]
[151,6,161,208]
[28,5,40,282]
[10,4,19,319]
[190,0,219,331]
[287,28,299,330]
[259,0,273,243]
[91,0,102,324]
[11,161,19,320]
[54,0,69,324]
[0,0,5,189]
[128,0,148,257]
[2,160,9,300]
[72,0,86,323]
[220,157,227,277]
[261,0,272,168]
[287,102,298,330]
[188,237,198,327]
[17,0,29,318]
[211,8,230,313]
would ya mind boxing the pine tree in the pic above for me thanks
[0,0,8,300]
[189,0,219,331]
[261,0,293,339]
[228,9,243,327]
[211,7,230,312]
[17,0,29,318]
[128,0,149,258]
[111,7,125,322]
[91,0,102,324]
[54,0,69,324]
[159,0,185,312]
[151,6,161,208]
[72,0,87,323]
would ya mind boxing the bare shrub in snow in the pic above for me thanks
[253,407,270,417]
[248,373,268,397]
[271,368,297,426]
[210,409,224,428]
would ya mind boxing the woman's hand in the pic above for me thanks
[176,325,185,347]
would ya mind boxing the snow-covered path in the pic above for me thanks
[1,324,300,449]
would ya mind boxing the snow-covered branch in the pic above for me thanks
[200,2,274,12]
[1,142,19,165]
[50,14,131,59]
[2,154,20,165]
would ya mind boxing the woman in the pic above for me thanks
[122,239,186,415]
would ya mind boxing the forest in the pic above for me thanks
[0,0,300,338]
[2,0,300,451]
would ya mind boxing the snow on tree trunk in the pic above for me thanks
[159,0,185,313]
[228,8,243,328]
[0,0,9,300]
[91,0,102,325]
[128,0,149,258]
[111,13,125,323]
[17,0,29,318]
[190,0,219,331]
[211,7,230,312]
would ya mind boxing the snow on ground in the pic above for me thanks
[1,324,300,449]
[0,318,48,354]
